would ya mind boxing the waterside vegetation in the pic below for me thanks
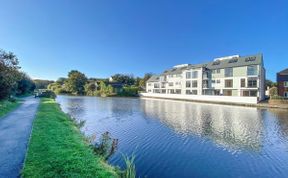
[0,99,20,118]
[22,98,118,178]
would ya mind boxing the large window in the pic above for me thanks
[247,65,258,76]
[192,71,198,78]
[248,79,257,88]
[154,83,160,88]
[223,90,232,96]
[225,79,233,88]
[175,89,181,94]
[168,82,174,86]
[243,90,257,97]
[241,79,246,87]
[186,81,191,88]
[284,81,288,87]
[186,72,191,79]
[192,80,198,88]
[225,68,233,77]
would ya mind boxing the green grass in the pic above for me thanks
[22,98,118,178]
[0,99,21,118]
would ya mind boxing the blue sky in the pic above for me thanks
[0,0,287,81]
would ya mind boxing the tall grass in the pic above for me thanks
[121,154,136,178]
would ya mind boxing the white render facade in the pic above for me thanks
[146,54,265,102]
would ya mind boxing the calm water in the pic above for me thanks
[56,95,288,178]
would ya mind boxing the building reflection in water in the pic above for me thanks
[141,98,264,151]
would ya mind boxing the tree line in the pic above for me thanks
[0,49,35,100]
[47,70,153,97]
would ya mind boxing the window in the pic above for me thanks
[241,79,246,87]
[154,83,160,88]
[169,75,174,78]
[186,90,197,95]
[148,83,152,86]
[212,80,215,84]
[223,90,232,96]
[192,90,198,95]
[245,56,256,62]
[212,69,220,74]
[216,80,221,84]
[186,72,191,79]
[213,61,220,65]
[192,80,198,88]
[225,68,233,77]
[228,58,238,63]
[284,92,288,98]
[186,81,191,88]
[176,74,182,78]
[176,89,181,94]
[175,82,181,85]
[214,90,220,95]
[284,81,288,87]
[168,82,174,86]
[192,71,198,78]
[225,79,233,88]
[248,79,257,88]
[243,90,257,97]
[247,65,258,76]
[153,89,160,93]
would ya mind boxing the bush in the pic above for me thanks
[269,87,278,96]
[118,86,139,97]
[38,90,56,99]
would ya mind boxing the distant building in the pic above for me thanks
[108,82,124,94]
[146,54,266,102]
[277,68,288,98]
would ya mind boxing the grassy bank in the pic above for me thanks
[22,98,118,178]
[0,99,20,118]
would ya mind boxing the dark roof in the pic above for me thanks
[163,66,189,75]
[108,82,124,88]
[278,68,288,75]
[206,54,263,70]
[146,54,263,83]
[146,75,160,82]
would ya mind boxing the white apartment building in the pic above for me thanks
[146,54,265,102]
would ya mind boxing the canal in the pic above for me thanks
[56,95,288,178]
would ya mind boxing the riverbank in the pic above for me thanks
[22,98,118,178]
[0,99,21,118]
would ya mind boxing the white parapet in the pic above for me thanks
[139,93,258,104]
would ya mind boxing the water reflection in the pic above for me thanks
[57,95,288,178]
[141,98,263,151]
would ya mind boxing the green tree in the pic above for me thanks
[99,81,113,97]
[139,73,153,89]
[265,79,277,88]
[56,77,67,85]
[65,70,88,95]
[34,79,54,89]
[84,82,98,96]
[0,49,21,99]
[16,72,35,95]
[111,74,135,85]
